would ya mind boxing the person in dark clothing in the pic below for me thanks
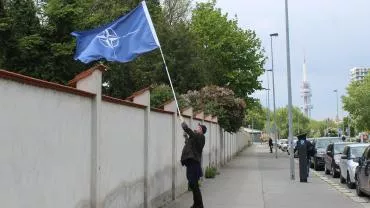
[294,133,315,182]
[180,118,206,208]
[268,138,273,153]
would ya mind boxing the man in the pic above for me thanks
[294,133,315,182]
[268,137,273,153]
[180,118,206,208]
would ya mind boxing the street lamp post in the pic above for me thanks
[268,32,279,159]
[284,0,295,180]
[334,89,339,122]
[266,72,271,141]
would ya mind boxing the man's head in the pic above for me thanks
[195,124,207,135]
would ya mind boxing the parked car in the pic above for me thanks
[311,137,342,170]
[278,139,287,149]
[339,143,369,189]
[355,145,370,196]
[324,142,353,178]
[281,140,289,152]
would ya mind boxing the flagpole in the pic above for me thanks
[158,46,182,118]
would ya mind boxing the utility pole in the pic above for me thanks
[266,73,271,141]
[284,0,295,180]
[268,32,279,159]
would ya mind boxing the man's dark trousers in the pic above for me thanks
[298,140,308,182]
[186,160,203,208]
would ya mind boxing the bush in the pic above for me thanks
[205,166,218,179]
[182,85,246,133]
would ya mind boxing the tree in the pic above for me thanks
[150,84,173,108]
[342,74,370,132]
[0,0,45,75]
[273,106,310,139]
[190,1,265,101]
[342,116,355,137]
[244,100,266,130]
[163,0,192,25]
[182,85,246,132]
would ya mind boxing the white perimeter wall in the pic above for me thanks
[0,79,92,208]
[100,101,145,208]
[0,73,252,208]
[148,111,173,205]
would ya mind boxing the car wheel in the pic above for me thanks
[314,158,320,171]
[332,166,339,178]
[347,171,355,189]
[310,159,314,168]
[325,165,330,175]
[340,173,346,184]
[356,176,364,196]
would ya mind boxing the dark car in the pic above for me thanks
[324,142,353,177]
[311,137,342,171]
[355,145,370,196]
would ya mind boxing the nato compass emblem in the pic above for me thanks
[96,28,139,57]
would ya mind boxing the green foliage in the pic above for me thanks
[244,100,266,130]
[343,74,370,132]
[0,0,265,117]
[190,1,265,100]
[272,107,310,138]
[205,166,217,179]
[183,85,246,132]
[342,116,355,137]
[150,84,173,108]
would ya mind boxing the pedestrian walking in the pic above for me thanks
[180,118,206,208]
[268,137,273,153]
[294,133,315,182]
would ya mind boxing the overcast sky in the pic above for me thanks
[195,0,370,120]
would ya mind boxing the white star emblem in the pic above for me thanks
[96,28,139,57]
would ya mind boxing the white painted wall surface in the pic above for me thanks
[100,101,145,208]
[0,75,251,208]
[148,112,173,203]
[0,79,92,208]
[202,122,211,167]
[175,117,190,195]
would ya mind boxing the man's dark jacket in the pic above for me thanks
[181,122,205,166]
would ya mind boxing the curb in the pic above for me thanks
[312,170,370,207]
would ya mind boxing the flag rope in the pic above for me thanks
[158,46,182,119]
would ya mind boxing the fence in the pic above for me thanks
[0,65,252,208]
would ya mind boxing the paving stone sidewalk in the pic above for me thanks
[161,144,364,208]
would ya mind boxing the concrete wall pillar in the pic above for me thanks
[127,88,151,208]
[71,64,106,208]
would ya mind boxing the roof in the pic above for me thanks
[158,99,174,109]
[345,143,370,148]
[68,64,107,87]
[125,86,151,101]
[0,69,95,98]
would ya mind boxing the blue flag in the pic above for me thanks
[71,1,160,63]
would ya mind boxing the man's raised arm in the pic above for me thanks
[180,117,195,137]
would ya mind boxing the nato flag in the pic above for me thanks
[71,1,160,64]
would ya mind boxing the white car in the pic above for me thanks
[279,139,288,151]
[339,143,370,188]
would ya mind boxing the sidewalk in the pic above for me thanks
[162,144,364,208]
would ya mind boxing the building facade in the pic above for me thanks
[350,67,369,82]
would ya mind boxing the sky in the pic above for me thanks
[195,0,370,120]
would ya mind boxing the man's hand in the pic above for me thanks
[179,116,184,123]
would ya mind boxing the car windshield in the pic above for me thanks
[350,146,367,158]
[315,138,342,149]
[315,140,330,149]
[333,144,346,154]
